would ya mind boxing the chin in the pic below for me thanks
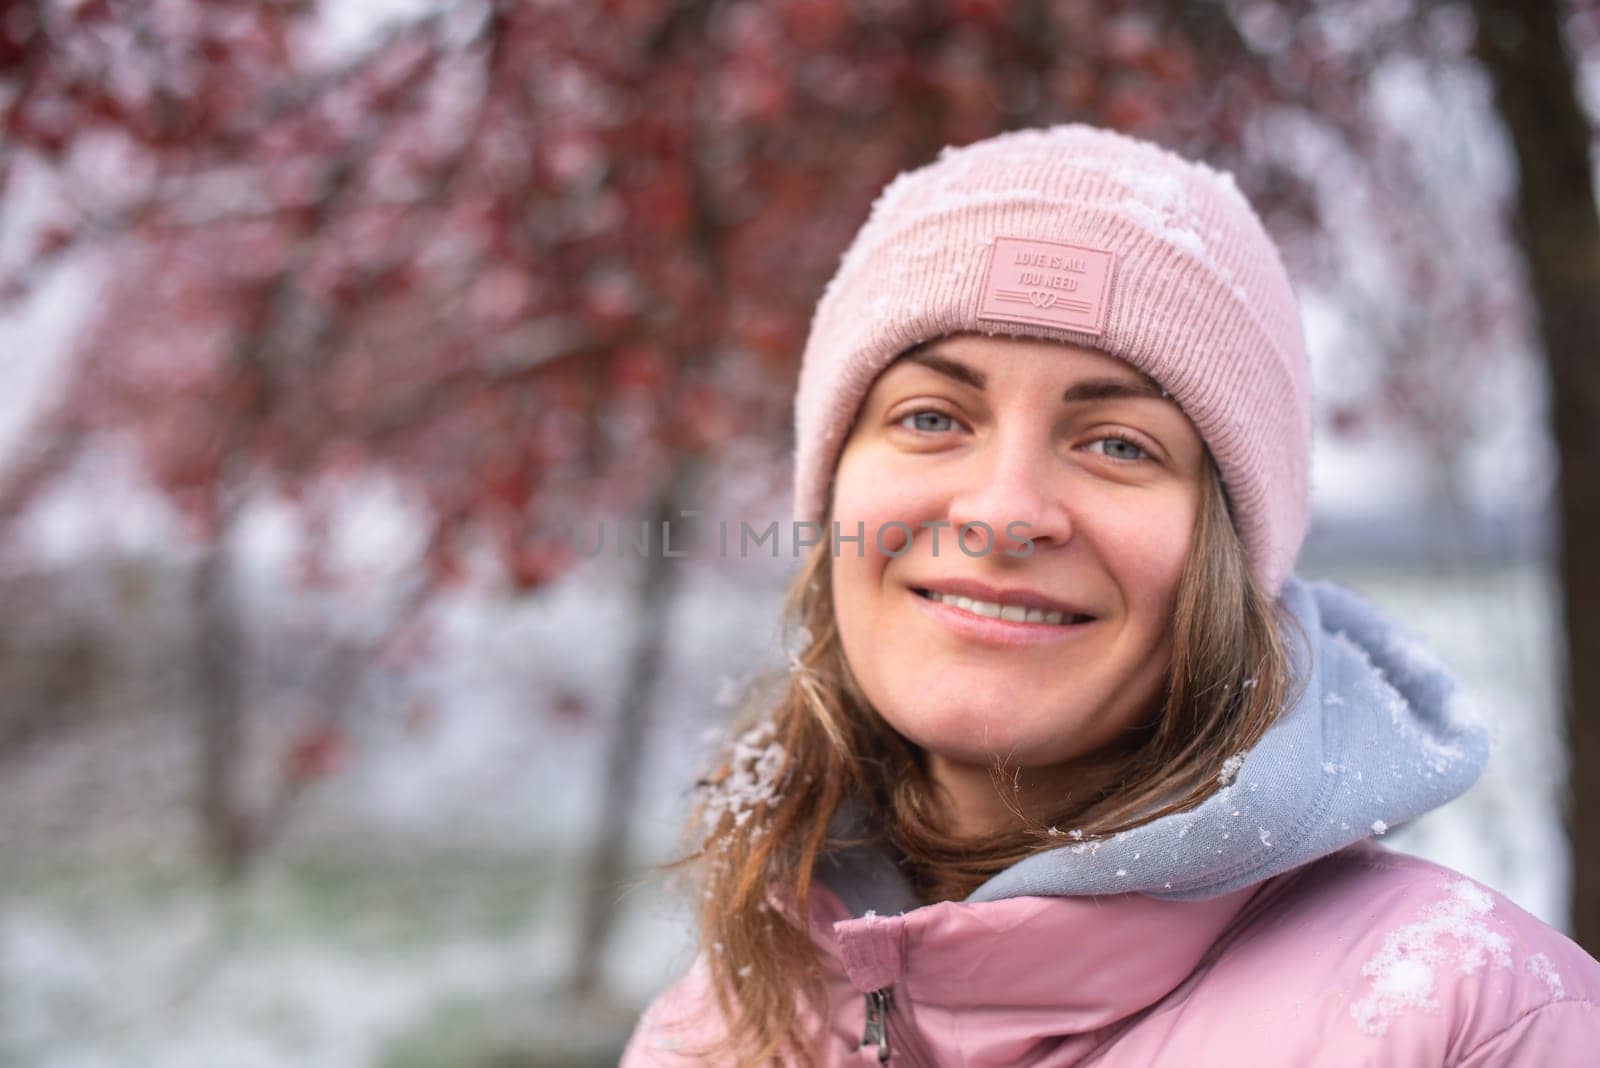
[881,700,1086,769]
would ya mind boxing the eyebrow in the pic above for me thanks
[904,350,1175,406]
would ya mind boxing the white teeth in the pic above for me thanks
[925,590,1075,625]
[965,596,1000,618]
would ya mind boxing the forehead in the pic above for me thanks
[885,334,1174,402]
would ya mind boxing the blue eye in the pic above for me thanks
[900,410,957,433]
[1091,435,1151,462]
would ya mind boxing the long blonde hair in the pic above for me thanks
[664,451,1307,1064]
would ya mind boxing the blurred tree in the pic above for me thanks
[0,0,1590,1011]
[1468,0,1600,956]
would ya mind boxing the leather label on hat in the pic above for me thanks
[976,235,1116,336]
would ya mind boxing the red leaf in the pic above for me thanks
[33,225,73,257]
[549,688,590,725]
[283,724,347,784]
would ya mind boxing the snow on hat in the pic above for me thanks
[791,122,1312,600]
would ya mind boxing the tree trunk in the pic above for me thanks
[1470,0,1600,953]
[192,537,254,883]
[569,451,701,1000]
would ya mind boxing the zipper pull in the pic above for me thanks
[860,986,893,1063]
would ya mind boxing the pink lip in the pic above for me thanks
[910,588,1098,647]
[910,578,1095,619]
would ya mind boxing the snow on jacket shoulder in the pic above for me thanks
[620,840,1600,1066]
[1093,839,1600,1067]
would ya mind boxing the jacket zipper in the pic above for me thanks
[859,985,893,1062]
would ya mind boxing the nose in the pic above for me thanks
[945,428,1073,558]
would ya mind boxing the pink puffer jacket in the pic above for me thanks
[621,839,1600,1065]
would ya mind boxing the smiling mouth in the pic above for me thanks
[912,588,1094,626]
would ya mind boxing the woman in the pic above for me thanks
[621,124,1600,1065]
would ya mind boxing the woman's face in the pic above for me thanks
[829,333,1207,816]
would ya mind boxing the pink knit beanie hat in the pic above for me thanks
[792,123,1311,600]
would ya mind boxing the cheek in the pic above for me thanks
[828,447,947,586]
[828,447,938,691]
[1095,493,1197,614]
[830,446,938,533]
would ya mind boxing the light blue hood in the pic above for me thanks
[817,574,1493,914]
